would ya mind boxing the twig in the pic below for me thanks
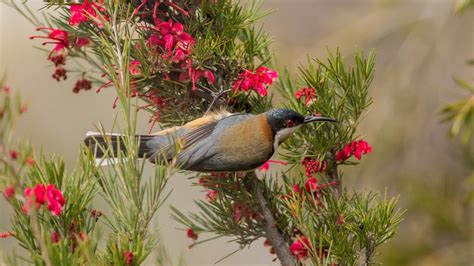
[205,89,231,114]
[29,213,52,266]
[327,150,341,198]
[246,175,295,266]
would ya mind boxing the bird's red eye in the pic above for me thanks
[286,119,295,127]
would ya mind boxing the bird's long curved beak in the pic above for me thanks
[303,115,338,124]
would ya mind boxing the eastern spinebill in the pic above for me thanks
[84,108,336,172]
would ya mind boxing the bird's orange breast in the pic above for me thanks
[215,114,274,166]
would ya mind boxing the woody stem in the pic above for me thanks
[246,175,295,266]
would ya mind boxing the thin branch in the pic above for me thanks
[327,150,341,198]
[29,213,52,266]
[246,175,295,266]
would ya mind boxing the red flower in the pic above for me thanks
[0,232,12,238]
[336,139,372,162]
[204,70,215,84]
[233,66,278,97]
[69,0,106,27]
[30,28,70,55]
[259,159,288,172]
[52,67,67,81]
[72,78,92,93]
[293,184,303,194]
[302,157,326,178]
[51,231,60,243]
[91,209,102,220]
[295,87,316,106]
[50,54,66,67]
[129,60,142,75]
[290,236,312,261]
[304,178,318,193]
[3,185,15,199]
[186,228,198,241]
[9,150,18,160]
[23,184,65,216]
[25,157,36,166]
[146,18,194,64]
[75,37,90,48]
[122,250,133,265]
[2,85,10,94]
[205,190,218,202]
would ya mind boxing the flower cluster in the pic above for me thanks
[30,28,91,89]
[336,139,372,162]
[69,0,106,27]
[147,18,194,63]
[301,157,326,178]
[233,66,278,96]
[295,87,316,106]
[290,236,311,261]
[22,184,65,216]
[232,202,258,223]
[72,78,92,93]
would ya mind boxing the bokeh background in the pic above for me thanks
[1,0,473,265]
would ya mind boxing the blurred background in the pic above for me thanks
[1,0,473,265]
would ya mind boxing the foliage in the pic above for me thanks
[1,1,404,265]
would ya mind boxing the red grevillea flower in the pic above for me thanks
[23,184,65,216]
[336,139,372,161]
[302,157,326,178]
[304,178,319,193]
[72,78,92,93]
[232,66,278,96]
[30,28,70,55]
[295,87,316,106]
[0,232,13,238]
[3,185,15,199]
[186,228,198,241]
[123,250,133,265]
[9,150,18,160]
[204,70,215,84]
[51,231,60,243]
[26,157,36,166]
[205,190,218,202]
[129,60,142,75]
[69,0,106,27]
[75,36,90,48]
[259,159,288,171]
[146,18,194,63]
[52,67,67,81]
[290,236,312,261]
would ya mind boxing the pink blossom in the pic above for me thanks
[23,184,65,216]
[69,0,106,27]
[75,37,90,48]
[204,70,215,84]
[259,159,288,171]
[233,66,278,97]
[129,60,142,75]
[336,139,372,161]
[205,190,218,201]
[3,185,15,199]
[295,87,316,106]
[290,236,312,261]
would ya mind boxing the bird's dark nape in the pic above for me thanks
[84,134,155,159]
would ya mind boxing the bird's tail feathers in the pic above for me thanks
[84,131,155,159]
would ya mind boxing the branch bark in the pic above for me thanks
[246,175,295,266]
[327,150,341,198]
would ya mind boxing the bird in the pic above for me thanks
[84,108,336,172]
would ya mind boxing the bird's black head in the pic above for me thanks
[265,108,337,143]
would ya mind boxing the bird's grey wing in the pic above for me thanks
[177,114,254,171]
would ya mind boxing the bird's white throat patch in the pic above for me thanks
[273,126,300,151]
